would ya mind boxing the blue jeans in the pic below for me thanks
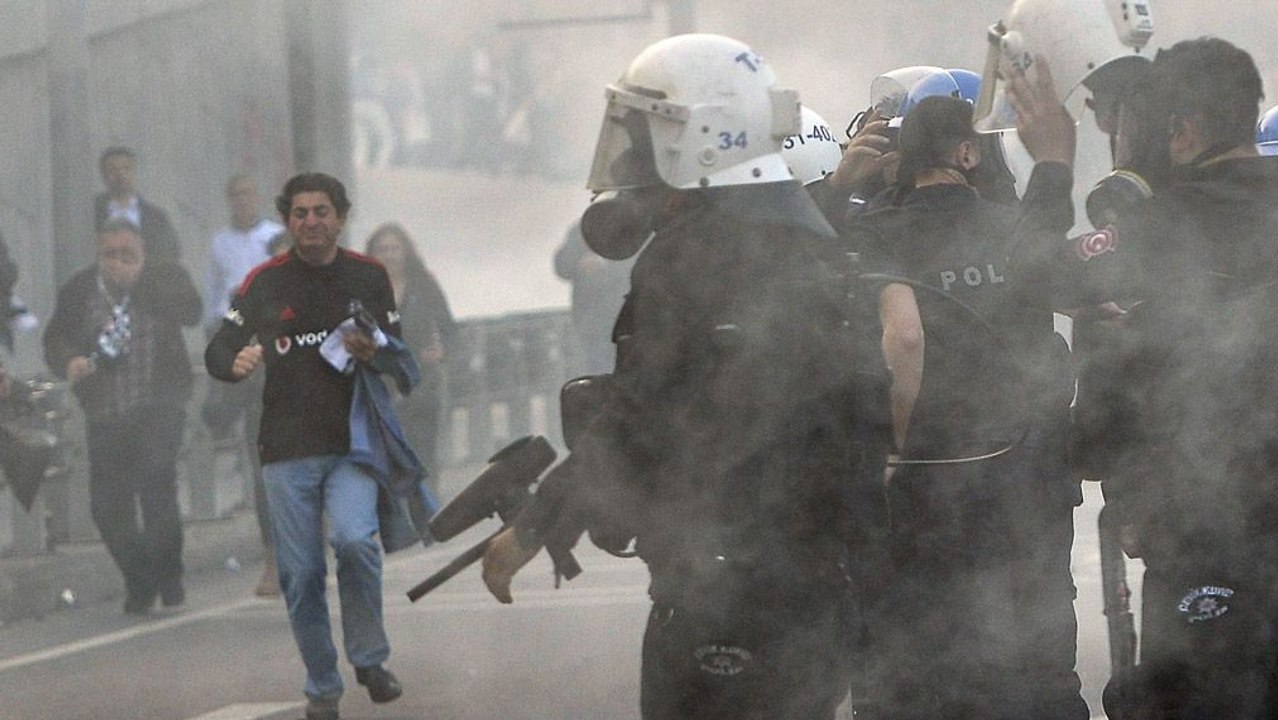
[263,455,389,700]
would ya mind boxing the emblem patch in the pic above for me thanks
[1076,227,1117,261]
[1177,585,1234,624]
[694,644,753,677]
[274,335,292,356]
[224,308,244,327]
[280,306,297,321]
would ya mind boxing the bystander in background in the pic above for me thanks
[202,174,285,597]
[364,223,455,484]
[553,219,632,376]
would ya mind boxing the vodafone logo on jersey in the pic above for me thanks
[275,330,329,355]
[294,331,328,347]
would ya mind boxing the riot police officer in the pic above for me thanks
[1010,36,1278,719]
[481,33,891,720]
[850,94,1083,720]
[781,105,844,189]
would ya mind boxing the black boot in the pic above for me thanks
[355,665,402,704]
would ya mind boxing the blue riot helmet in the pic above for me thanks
[948,69,982,105]
[1259,105,1278,156]
[899,68,983,118]
[901,68,1020,204]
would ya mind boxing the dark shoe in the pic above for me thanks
[355,665,402,704]
[304,696,339,720]
[160,581,185,607]
[123,588,155,615]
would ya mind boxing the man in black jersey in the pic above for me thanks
[205,173,403,720]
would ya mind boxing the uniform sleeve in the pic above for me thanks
[1017,162,1076,238]
[1011,161,1177,309]
[204,271,260,382]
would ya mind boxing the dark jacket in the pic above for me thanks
[522,182,892,589]
[854,183,1072,454]
[396,266,456,387]
[1016,156,1278,568]
[94,193,181,262]
[43,260,201,416]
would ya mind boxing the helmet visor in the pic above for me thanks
[974,21,1149,133]
[974,23,1027,133]
[586,85,689,191]
[870,66,943,118]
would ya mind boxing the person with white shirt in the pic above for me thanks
[93,147,181,262]
[203,175,285,331]
[201,173,284,597]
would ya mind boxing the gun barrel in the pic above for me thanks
[406,532,496,602]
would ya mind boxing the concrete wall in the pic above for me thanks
[0,0,352,557]
[0,0,315,377]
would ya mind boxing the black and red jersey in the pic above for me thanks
[205,247,401,463]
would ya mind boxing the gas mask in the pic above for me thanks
[579,187,665,261]
[1085,75,1172,227]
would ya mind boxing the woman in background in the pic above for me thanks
[364,223,456,487]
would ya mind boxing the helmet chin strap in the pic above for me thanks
[1167,142,1243,184]
[1190,142,1244,167]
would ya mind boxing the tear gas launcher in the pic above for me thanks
[406,434,582,601]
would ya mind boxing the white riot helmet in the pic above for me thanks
[782,106,842,186]
[586,33,801,191]
[973,0,1154,132]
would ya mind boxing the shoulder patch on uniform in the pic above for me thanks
[1076,227,1117,261]
[1177,585,1234,624]
[694,644,753,676]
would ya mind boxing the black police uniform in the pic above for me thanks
[855,182,1085,720]
[517,181,891,720]
[1016,156,1278,718]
